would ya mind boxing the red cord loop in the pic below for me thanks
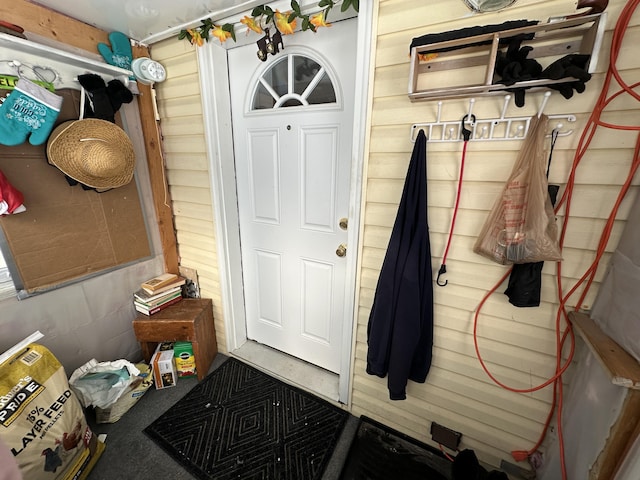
[438,124,472,287]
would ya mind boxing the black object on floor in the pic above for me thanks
[340,416,451,480]
[144,357,348,480]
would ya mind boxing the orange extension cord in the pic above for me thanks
[472,1,640,478]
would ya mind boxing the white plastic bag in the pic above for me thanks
[69,359,140,409]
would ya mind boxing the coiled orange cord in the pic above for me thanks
[473,1,640,478]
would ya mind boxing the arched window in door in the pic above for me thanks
[252,53,337,110]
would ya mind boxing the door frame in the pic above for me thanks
[197,3,374,404]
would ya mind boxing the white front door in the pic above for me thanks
[228,20,356,373]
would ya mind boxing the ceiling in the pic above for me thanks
[30,1,517,46]
[30,0,267,44]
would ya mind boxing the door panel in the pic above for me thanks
[229,20,356,373]
[248,129,280,223]
[302,126,338,231]
[301,259,333,342]
[255,250,282,325]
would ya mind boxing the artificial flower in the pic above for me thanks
[274,10,296,35]
[212,25,232,43]
[418,52,439,62]
[241,16,263,35]
[187,28,204,47]
[310,12,331,29]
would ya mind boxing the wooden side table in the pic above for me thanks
[132,298,217,381]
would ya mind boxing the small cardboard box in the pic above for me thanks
[174,341,197,378]
[151,342,177,389]
[95,363,153,423]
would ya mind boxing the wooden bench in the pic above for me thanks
[133,298,217,381]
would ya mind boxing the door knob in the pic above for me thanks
[336,244,347,257]
[339,218,348,230]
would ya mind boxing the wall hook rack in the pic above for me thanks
[410,93,576,143]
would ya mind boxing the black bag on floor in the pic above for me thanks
[452,449,509,480]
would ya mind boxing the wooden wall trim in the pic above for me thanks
[133,44,180,274]
[611,410,640,479]
[6,0,179,275]
[2,1,109,53]
[591,390,640,479]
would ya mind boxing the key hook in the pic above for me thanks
[461,114,476,142]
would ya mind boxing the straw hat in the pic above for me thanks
[46,119,135,189]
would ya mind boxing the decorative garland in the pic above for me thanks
[179,0,359,46]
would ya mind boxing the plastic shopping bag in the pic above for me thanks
[473,114,562,265]
[69,359,140,409]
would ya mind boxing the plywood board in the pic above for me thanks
[0,88,150,293]
[570,311,640,389]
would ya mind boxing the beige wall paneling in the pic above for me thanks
[144,0,639,473]
[353,0,640,473]
[151,38,227,353]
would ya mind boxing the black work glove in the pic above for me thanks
[541,54,592,99]
[497,45,542,85]
[106,79,133,113]
[495,39,543,107]
[78,73,114,122]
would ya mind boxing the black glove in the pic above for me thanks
[78,74,133,122]
[495,38,543,107]
[541,54,592,99]
[78,74,113,121]
[496,44,542,85]
[106,79,133,113]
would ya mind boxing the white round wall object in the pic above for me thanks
[463,0,517,12]
[131,57,166,84]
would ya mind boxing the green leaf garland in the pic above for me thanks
[180,0,358,47]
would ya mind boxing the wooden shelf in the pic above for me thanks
[408,13,607,102]
[0,32,132,89]
[569,311,640,390]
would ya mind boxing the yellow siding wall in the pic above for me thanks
[148,0,640,472]
[353,0,639,471]
[149,39,227,354]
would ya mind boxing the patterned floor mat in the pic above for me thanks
[340,416,451,480]
[145,357,348,480]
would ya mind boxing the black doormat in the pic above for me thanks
[144,357,348,480]
[340,416,451,480]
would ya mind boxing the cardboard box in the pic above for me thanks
[151,342,177,390]
[174,341,196,378]
[95,363,153,423]
[0,88,150,292]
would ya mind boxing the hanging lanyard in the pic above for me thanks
[437,114,475,286]
[546,128,560,205]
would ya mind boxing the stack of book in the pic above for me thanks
[134,273,185,316]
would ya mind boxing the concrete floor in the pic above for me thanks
[232,340,341,403]
[86,350,358,480]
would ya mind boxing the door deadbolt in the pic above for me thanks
[339,218,348,230]
[336,244,347,257]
